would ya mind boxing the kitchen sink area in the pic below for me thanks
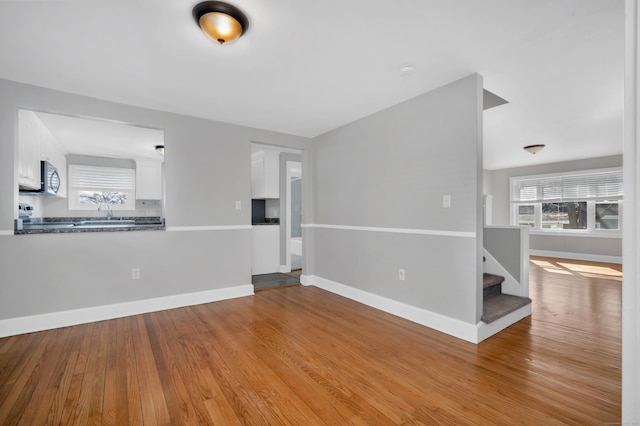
[14,109,166,236]
[15,216,165,234]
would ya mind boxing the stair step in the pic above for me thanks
[483,273,504,300]
[482,294,532,324]
[483,273,504,289]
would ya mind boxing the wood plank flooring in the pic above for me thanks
[0,256,621,424]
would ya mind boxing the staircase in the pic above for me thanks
[482,273,532,323]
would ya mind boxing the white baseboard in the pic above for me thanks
[300,274,312,286]
[529,249,622,264]
[476,304,532,343]
[304,275,479,343]
[0,284,254,338]
[279,265,291,273]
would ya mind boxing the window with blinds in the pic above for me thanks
[68,165,136,211]
[510,168,622,232]
[511,169,623,203]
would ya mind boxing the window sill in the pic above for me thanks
[528,230,622,239]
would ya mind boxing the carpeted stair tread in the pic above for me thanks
[483,273,504,299]
[483,273,504,289]
[482,294,532,324]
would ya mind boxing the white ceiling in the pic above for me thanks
[0,0,624,170]
[34,111,165,162]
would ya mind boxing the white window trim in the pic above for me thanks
[527,230,622,239]
[509,166,622,183]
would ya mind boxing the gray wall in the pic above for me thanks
[529,233,621,257]
[484,227,523,279]
[291,179,302,238]
[487,155,622,259]
[308,74,484,324]
[0,78,309,320]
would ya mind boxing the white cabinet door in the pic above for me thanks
[18,110,69,196]
[136,160,163,200]
[17,110,41,190]
[252,225,280,275]
[251,150,279,198]
[251,154,265,197]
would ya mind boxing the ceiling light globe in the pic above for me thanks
[193,1,248,45]
[199,12,243,44]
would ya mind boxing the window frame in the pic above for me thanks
[68,164,136,211]
[510,167,622,236]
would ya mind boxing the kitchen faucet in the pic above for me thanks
[98,202,113,220]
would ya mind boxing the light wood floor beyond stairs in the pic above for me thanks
[0,256,621,424]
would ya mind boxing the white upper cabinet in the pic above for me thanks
[17,110,42,190]
[136,160,163,200]
[18,110,68,197]
[251,150,279,199]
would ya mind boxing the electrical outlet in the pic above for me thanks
[399,269,406,281]
[443,194,451,208]
[235,201,241,210]
[132,267,140,280]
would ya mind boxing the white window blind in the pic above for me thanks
[69,165,135,191]
[511,168,623,203]
[562,170,623,200]
[68,165,136,211]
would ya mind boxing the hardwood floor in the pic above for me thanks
[0,257,621,424]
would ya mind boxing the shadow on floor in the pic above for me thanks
[252,270,302,291]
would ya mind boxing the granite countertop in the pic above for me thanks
[15,217,165,235]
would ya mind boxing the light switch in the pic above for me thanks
[443,195,451,208]
[235,201,241,210]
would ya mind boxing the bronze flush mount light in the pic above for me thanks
[192,1,249,45]
[523,144,545,154]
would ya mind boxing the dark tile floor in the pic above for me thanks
[252,270,302,291]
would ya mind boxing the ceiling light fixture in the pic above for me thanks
[193,1,248,45]
[523,144,545,154]
[399,64,415,77]
[155,145,165,155]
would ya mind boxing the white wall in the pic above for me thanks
[0,78,309,325]
[623,0,639,421]
[307,74,483,330]
[487,155,623,261]
[482,169,493,195]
